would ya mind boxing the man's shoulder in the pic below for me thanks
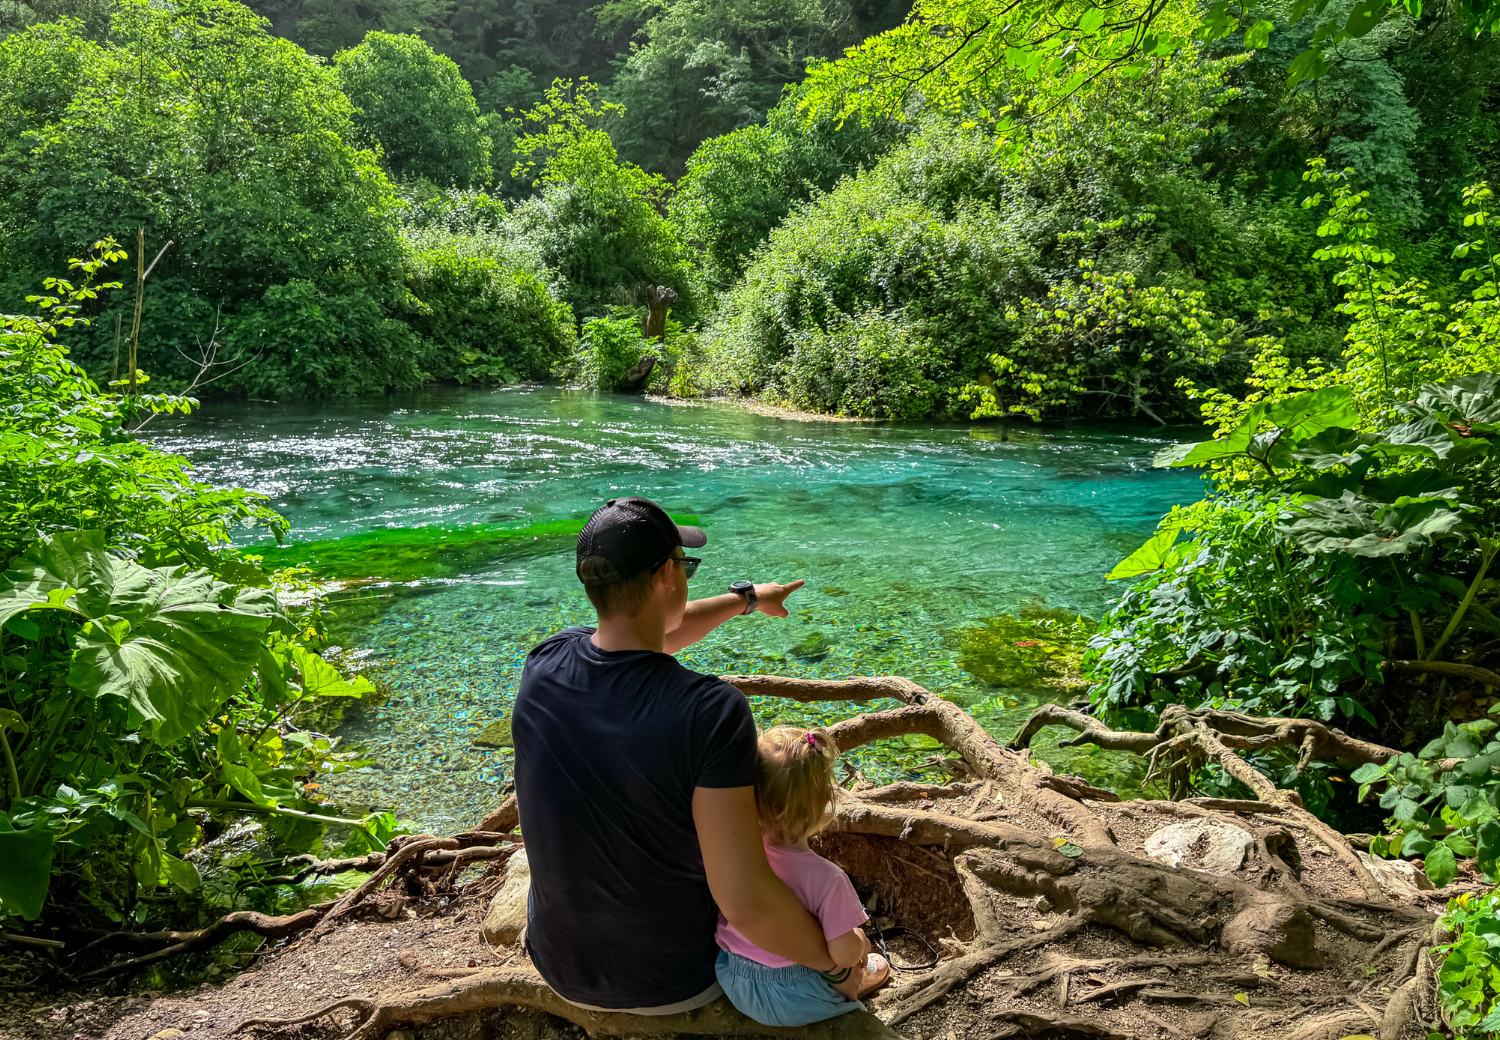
[528,625,595,658]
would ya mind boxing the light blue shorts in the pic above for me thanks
[714,949,861,1028]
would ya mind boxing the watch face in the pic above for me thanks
[731,580,752,591]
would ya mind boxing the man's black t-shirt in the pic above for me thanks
[512,626,758,1009]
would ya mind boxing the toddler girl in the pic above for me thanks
[714,726,890,1027]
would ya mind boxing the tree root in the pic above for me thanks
[220,675,1440,1040]
[80,906,331,978]
[72,830,518,977]
[1011,702,1406,898]
[235,966,905,1039]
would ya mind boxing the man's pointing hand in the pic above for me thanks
[755,579,805,618]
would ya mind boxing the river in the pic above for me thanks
[154,386,1201,831]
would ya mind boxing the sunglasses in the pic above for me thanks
[657,554,701,580]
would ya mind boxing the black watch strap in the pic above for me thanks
[730,580,756,615]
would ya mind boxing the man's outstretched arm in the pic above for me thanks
[692,785,835,970]
[665,580,805,654]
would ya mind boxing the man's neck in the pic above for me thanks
[591,611,667,653]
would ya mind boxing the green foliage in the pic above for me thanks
[334,31,491,187]
[605,0,893,175]
[503,80,693,319]
[575,315,661,392]
[961,263,1246,422]
[799,0,1499,144]
[0,251,385,926]
[0,242,284,566]
[670,93,902,292]
[402,227,577,384]
[704,57,1298,420]
[778,309,946,419]
[1097,375,1500,730]
[0,0,412,398]
[1352,716,1500,887]
[1436,890,1500,1036]
[1088,493,1390,724]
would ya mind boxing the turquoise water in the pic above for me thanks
[155,387,1201,831]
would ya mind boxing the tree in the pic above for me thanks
[799,0,1500,140]
[605,0,854,175]
[0,0,416,396]
[502,80,692,319]
[334,31,491,186]
[670,90,903,291]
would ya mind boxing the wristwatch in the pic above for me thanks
[730,580,757,615]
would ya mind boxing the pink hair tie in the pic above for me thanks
[804,732,819,748]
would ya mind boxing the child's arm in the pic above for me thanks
[827,927,870,969]
[825,928,872,1000]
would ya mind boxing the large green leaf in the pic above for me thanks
[1107,526,1198,580]
[1262,385,1358,441]
[1154,417,1255,467]
[1282,491,1465,557]
[1415,373,1500,436]
[1156,387,1358,470]
[291,646,375,699]
[0,814,53,921]
[1,532,283,745]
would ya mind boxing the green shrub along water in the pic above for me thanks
[1077,168,1500,1032]
[0,247,397,932]
[699,56,1342,421]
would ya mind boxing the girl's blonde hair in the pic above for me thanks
[756,726,838,846]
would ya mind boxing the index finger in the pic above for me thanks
[782,579,806,593]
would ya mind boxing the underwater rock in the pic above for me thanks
[956,604,1091,691]
[789,630,834,661]
[1142,819,1254,875]
[481,849,531,946]
[472,718,513,749]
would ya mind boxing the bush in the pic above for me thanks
[502,81,693,321]
[702,147,1035,418]
[0,0,413,398]
[403,231,577,384]
[669,94,903,292]
[0,247,389,926]
[333,31,491,187]
[702,57,1314,420]
[221,278,424,399]
[1087,493,1389,726]
[1436,891,1500,1036]
[575,315,659,392]
[777,310,945,419]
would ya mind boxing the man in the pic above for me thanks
[512,497,836,1013]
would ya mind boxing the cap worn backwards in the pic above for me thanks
[576,497,706,586]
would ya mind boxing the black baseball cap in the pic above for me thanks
[576,497,706,586]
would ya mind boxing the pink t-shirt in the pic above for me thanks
[715,843,869,968]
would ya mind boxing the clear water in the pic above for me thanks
[154,387,1201,831]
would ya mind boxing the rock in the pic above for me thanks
[1222,900,1322,968]
[1142,819,1254,875]
[481,849,530,946]
[147,1031,185,1040]
[789,631,834,661]
[472,718,512,749]
[1357,851,1435,898]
